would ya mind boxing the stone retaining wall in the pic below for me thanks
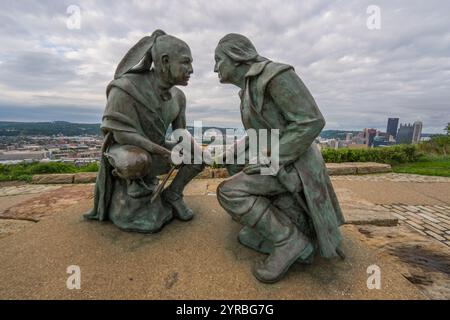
[31,162,392,184]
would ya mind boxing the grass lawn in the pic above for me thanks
[392,157,450,177]
[0,161,99,182]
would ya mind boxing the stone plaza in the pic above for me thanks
[0,167,449,299]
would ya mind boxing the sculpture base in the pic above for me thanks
[108,177,173,233]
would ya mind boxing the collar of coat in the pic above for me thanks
[241,60,294,113]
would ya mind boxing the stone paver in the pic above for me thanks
[0,184,94,221]
[31,173,74,184]
[0,185,61,197]
[326,162,391,175]
[379,204,450,247]
[335,189,398,226]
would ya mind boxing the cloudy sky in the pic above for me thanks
[0,0,449,133]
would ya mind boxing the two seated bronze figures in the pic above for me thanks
[85,30,345,284]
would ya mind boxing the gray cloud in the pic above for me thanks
[0,51,79,90]
[0,0,449,133]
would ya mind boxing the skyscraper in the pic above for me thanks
[412,121,423,144]
[386,118,399,140]
[397,123,414,144]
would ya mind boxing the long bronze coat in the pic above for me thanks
[240,60,345,258]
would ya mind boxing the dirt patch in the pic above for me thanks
[390,245,450,276]
[353,224,450,299]
[403,274,434,286]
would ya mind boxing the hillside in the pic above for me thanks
[0,121,101,136]
[3,121,429,140]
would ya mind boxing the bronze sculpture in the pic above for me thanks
[85,30,204,233]
[85,30,344,285]
[214,34,345,283]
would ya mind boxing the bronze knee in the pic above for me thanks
[105,144,152,180]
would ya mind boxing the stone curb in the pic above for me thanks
[31,173,75,184]
[31,162,392,184]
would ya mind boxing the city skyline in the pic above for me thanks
[0,118,439,135]
[0,1,449,133]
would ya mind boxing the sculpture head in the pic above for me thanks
[114,30,193,87]
[152,35,193,87]
[214,33,265,87]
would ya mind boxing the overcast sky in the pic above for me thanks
[0,0,449,133]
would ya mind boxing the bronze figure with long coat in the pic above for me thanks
[214,33,344,283]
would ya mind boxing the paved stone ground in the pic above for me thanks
[0,219,35,239]
[0,173,449,299]
[0,198,426,299]
[378,204,450,247]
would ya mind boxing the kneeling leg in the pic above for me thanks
[163,163,205,221]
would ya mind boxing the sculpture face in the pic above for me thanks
[214,46,235,84]
[167,45,193,86]
[154,37,194,87]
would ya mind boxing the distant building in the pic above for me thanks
[412,121,423,144]
[373,135,394,147]
[363,128,377,147]
[386,118,399,140]
[397,123,414,144]
[329,139,339,150]
[353,132,366,145]
[316,138,344,150]
[0,150,49,161]
[345,133,353,142]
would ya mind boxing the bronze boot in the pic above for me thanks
[251,207,313,283]
[162,164,204,221]
[238,226,315,265]
[162,189,194,221]
[238,226,273,254]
